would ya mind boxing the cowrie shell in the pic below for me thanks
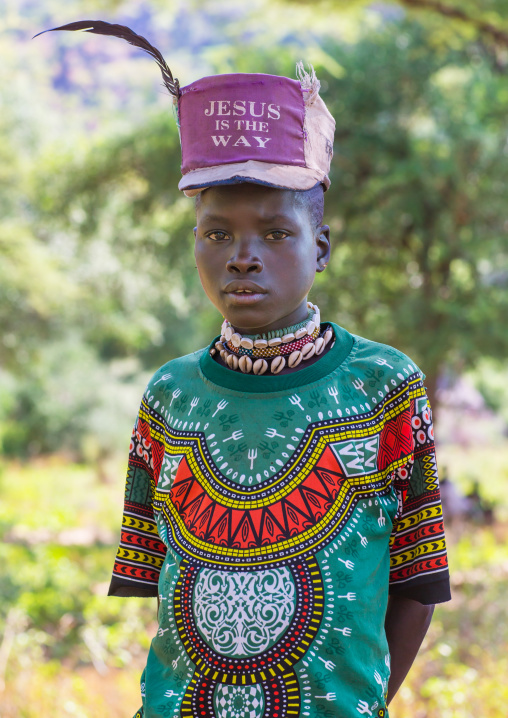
[282,333,296,344]
[324,328,333,345]
[271,355,286,374]
[295,327,307,339]
[254,339,268,349]
[288,350,303,368]
[253,358,268,375]
[231,333,242,348]
[215,341,224,352]
[220,350,228,362]
[226,353,239,370]
[239,355,253,373]
[268,337,282,347]
[302,343,316,360]
[240,337,254,350]
[315,337,325,355]
[224,326,233,341]
[306,321,316,336]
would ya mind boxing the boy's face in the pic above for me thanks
[194,183,330,335]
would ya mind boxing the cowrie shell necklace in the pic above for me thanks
[209,302,334,375]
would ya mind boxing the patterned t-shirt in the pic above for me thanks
[109,323,450,718]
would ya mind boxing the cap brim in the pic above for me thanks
[178,160,330,197]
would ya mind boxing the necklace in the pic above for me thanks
[209,302,334,375]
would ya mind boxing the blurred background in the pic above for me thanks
[1,0,508,715]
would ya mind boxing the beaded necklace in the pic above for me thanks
[209,302,334,375]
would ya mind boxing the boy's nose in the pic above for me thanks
[226,239,263,274]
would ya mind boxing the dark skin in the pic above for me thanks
[193,183,330,336]
[189,181,435,704]
[385,596,435,704]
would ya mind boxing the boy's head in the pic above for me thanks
[36,24,335,198]
[35,23,336,337]
[194,182,330,335]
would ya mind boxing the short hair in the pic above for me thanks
[194,182,325,229]
[292,183,325,229]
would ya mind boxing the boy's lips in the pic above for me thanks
[223,281,267,304]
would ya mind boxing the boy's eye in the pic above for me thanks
[207,231,230,241]
[266,230,289,240]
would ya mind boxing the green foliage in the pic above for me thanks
[1,2,508,453]
[436,443,508,517]
[309,18,508,403]
[391,524,508,717]
[282,0,508,46]
[0,458,124,533]
[467,359,508,420]
[0,459,154,716]
[2,455,508,716]
[0,542,154,717]
[1,5,507,715]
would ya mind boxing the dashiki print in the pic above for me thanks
[109,322,450,718]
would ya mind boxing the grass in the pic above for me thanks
[0,456,124,537]
[391,523,508,717]
[1,448,507,717]
[437,442,508,516]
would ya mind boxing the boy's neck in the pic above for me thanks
[226,306,315,342]
[212,333,334,375]
[212,305,335,376]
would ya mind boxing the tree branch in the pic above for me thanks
[400,0,508,48]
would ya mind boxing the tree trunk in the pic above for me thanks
[422,367,439,418]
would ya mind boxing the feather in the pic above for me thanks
[296,61,320,106]
[33,20,180,97]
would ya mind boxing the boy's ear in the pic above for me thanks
[316,225,331,273]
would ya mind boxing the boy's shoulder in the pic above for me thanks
[140,328,426,398]
[344,327,425,381]
[145,347,208,397]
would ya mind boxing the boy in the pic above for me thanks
[38,21,451,718]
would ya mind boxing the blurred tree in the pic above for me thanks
[282,0,508,36]
[2,3,508,453]
[281,0,508,67]
[312,18,508,406]
[397,1,508,50]
[32,17,508,409]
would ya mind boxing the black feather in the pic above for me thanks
[33,20,180,97]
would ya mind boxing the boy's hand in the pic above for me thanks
[384,595,435,704]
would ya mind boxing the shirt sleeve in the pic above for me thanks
[108,399,167,597]
[388,383,451,605]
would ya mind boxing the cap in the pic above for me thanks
[177,69,335,197]
[35,21,335,196]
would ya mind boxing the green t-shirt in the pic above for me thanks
[109,323,450,718]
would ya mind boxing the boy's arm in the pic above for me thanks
[384,595,435,704]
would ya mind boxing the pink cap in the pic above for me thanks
[177,66,335,196]
[35,23,335,196]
